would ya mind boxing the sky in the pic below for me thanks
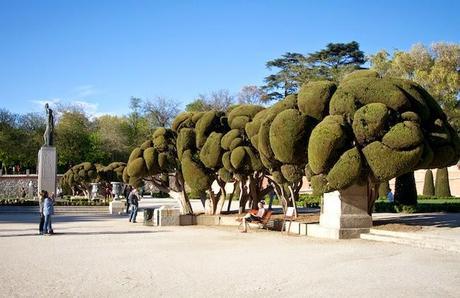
[0,0,459,117]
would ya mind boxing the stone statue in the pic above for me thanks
[43,103,54,146]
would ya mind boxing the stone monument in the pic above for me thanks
[37,103,57,196]
[307,184,373,239]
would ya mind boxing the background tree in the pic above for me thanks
[435,167,452,197]
[185,99,211,112]
[94,115,131,162]
[237,85,267,105]
[262,42,366,101]
[122,97,151,151]
[55,110,92,169]
[423,169,435,196]
[306,41,366,82]
[143,96,180,128]
[262,52,307,101]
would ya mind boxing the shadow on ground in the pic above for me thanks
[0,230,165,238]
[374,213,460,228]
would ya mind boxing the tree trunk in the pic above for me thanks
[366,178,379,215]
[238,180,248,214]
[227,183,238,212]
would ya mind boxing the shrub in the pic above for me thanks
[435,167,451,197]
[423,169,435,196]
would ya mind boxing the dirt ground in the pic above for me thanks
[1,213,459,297]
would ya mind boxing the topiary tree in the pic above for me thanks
[248,91,320,217]
[435,167,451,197]
[98,162,126,183]
[123,127,194,214]
[61,162,100,197]
[423,169,435,196]
[223,104,273,213]
[307,70,460,214]
[174,110,231,215]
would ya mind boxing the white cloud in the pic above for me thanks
[71,100,99,115]
[72,85,98,98]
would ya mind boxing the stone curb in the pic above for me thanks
[361,229,460,253]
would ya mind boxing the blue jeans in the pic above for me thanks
[44,215,52,233]
[129,205,138,222]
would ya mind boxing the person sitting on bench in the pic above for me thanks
[241,201,265,232]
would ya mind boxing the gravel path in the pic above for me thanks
[1,213,459,297]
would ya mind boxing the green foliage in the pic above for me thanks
[382,121,423,150]
[56,111,92,167]
[352,103,390,145]
[363,141,423,181]
[280,164,303,183]
[297,80,336,120]
[181,150,212,192]
[98,162,126,183]
[308,115,350,175]
[227,104,264,130]
[423,169,435,196]
[199,132,223,169]
[435,168,451,197]
[269,109,314,164]
[326,147,362,190]
[330,77,410,120]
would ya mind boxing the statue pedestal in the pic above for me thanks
[307,184,372,239]
[109,200,126,215]
[38,146,57,195]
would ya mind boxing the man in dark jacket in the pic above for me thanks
[128,188,140,223]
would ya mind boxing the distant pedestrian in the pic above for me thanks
[124,185,132,214]
[387,189,394,203]
[38,191,45,235]
[128,188,140,223]
[43,191,54,235]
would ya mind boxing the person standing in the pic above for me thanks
[124,185,132,214]
[128,188,139,223]
[43,191,54,235]
[38,190,45,235]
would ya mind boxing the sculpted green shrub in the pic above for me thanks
[435,168,451,197]
[297,80,336,121]
[423,169,435,196]
[308,70,460,197]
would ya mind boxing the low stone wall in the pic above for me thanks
[0,174,63,199]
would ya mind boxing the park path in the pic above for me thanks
[0,213,459,297]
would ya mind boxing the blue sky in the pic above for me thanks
[0,0,459,116]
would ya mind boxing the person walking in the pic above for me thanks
[43,191,54,235]
[128,188,140,223]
